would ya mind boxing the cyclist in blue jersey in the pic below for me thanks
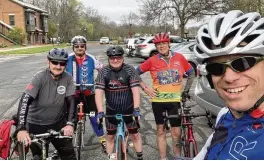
[66,35,106,152]
[193,10,264,159]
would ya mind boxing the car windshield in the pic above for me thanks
[136,38,145,44]
[101,37,108,39]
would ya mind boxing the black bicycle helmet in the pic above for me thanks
[71,35,87,45]
[106,46,124,57]
[47,48,68,61]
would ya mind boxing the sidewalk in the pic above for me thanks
[0,44,55,52]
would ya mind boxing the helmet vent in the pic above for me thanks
[203,28,208,34]
[232,18,247,29]
[241,22,254,35]
[216,18,224,37]
[256,23,264,30]
[202,36,213,49]
[195,46,204,55]
[240,34,259,46]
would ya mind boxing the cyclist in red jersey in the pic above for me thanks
[136,32,195,159]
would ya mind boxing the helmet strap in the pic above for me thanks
[247,95,264,113]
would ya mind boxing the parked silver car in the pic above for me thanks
[171,42,198,75]
[135,35,184,59]
[194,64,225,116]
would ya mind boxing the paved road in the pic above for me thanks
[0,45,213,160]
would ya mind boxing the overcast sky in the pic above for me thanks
[81,0,140,24]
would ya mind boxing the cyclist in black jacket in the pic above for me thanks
[15,48,76,160]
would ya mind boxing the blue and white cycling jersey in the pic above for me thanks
[66,52,103,95]
[205,109,264,160]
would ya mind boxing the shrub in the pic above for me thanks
[7,27,26,45]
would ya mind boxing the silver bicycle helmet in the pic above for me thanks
[194,10,264,63]
[71,35,87,45]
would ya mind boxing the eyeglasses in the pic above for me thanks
[109,56,123,61]
[74,45,85,49]
[206,56,264,76]
[50,61,67,66]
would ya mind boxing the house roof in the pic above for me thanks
[0,20,13,30]
[9,0,48,13]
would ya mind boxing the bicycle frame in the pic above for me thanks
[74,101,95,160]
[163,100,213,158]
[17,130,71,160]
[181,101,198,158]
[104,114,134,160]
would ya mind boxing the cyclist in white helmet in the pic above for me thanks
[66,35,106,152]
[193,10,264,159]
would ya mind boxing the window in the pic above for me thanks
[34,17,37,26]
[9,15,15,26]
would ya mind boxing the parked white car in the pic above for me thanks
[135,35,184,59]
[99,37,110,44]
[194,64,225,116]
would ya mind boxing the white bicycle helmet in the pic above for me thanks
[194,10,264,63]
[71,35,87,45]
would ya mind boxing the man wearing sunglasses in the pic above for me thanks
[15,48,76,159]
[136,32,195,159]
[66,35,107,152]
[95,46,143,160]
[193,10,264,159]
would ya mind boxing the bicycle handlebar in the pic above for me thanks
[30,130,72,141]
[98,114,140,129]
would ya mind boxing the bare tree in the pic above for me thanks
[138,0,223,37]
[120,12,139,37]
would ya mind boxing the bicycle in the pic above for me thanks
[99,114,140,160]
[16,129,72,160]
[163,99,213,158]
[73,83,96,160]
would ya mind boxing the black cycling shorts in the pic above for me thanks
[75,94,97,114]
[105,108,139,135]
[152,102,181,127]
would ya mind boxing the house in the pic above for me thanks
[0,0,49,46]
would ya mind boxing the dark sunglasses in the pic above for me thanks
[74,45,85,49]
[50,61,67,66]
[109,56,123,60]
[206,56,264,76]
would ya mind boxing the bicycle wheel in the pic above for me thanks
[181,137,187,157]
[17,142,26,160]
[117,135,125,160]
[189,142,196,158]
[75,124,82,160]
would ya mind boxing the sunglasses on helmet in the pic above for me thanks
[206,56,264,76]
[50,61,67,66]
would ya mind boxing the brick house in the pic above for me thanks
[0,0,49,46]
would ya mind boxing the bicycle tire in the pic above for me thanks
[181,137,187,157]
[75,125,82,160]
[17,142,26,160]
[117,135,124,160]
[189,142,196,158]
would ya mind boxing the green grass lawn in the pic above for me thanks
[0,44,69,55]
